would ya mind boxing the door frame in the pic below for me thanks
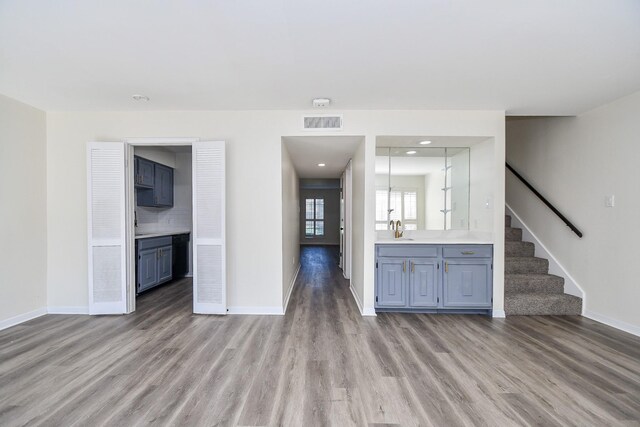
[123,137,198,313]
[343,159,353,280]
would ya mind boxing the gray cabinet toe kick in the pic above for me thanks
[375,244,493,314]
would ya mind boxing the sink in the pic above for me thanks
[379,237,414,241]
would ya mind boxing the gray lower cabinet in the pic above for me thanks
[376,244,493,313]
[377,258,406,307]
[137,236,173,293]
[409,259,439,308]
[443,260,491,308]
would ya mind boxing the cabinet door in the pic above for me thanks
[135,157,155,188]
[377,258,407,307]
[138,248,158,292]
[157,245,173,283]
[155,164,174,206]
[443,260,491,308]
[409,259,438,307]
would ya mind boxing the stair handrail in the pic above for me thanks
[506,162,583,238]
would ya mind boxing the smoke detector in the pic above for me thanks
[312,98,331,107]
[132,94,150,101]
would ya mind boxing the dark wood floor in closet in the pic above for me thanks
[1,246,639,426]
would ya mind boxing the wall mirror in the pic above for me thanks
[375,147,470,231]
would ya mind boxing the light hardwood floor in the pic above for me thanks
[1,246,639,426]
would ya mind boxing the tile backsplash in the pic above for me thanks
[136,206,192,233]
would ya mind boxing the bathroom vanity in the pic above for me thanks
[375,241,493,314]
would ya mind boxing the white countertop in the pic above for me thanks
[135,230,191,240]
[375,231,493,245]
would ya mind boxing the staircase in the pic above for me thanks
[504,214,582,315]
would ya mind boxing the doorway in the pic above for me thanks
[281,136,361,302]
[86,138,226,315]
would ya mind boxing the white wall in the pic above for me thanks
[506,90,640,334]
[350,141,367,313]
[469,138,495,232]
[0,95,47,327]
[281,143,299,310]
[44,109,504,315]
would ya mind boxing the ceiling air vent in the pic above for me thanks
[302,114,343,131]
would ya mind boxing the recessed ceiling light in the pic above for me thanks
[406,150,417,155]
[318,163,326,167]
[312,98,331,107]
[132,94,150,101]
[419,140,432,145]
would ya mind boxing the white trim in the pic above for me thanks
[47,306,90,315]
[492,309,506,318]
[362,307,377,316]
[283,263,301,314]
[0,308,47,331]
[584,310,640,338]
[124,137,199,145]
[505,204,585,306]
[227,306,285,315]
[349,285,377,317]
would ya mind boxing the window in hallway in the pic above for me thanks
[305,198,324,236]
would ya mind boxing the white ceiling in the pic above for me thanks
[1,1,639,114]
[283,136,363,178]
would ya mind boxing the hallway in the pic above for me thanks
[0,246,639,425]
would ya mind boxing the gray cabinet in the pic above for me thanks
[135,157,174,208]
[377,258,407,307]
[443,260,491,308]
[409,259,438,308]
[135,157,155,188]
[154,164,174,207]
[375,244,493,314]
[138,248,159,292]
[136,236,173,293]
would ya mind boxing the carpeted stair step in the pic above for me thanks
[505,241,535,257]
[505,274,564,295]
[505,215,512,227]
[505,293,582,315]
[505,227,523,241]
[506,257,549,274]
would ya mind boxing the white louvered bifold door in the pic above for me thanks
[192,141,226,314]
[87,142,127,314]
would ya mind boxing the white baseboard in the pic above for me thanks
[362,307,377,316]
[492,309,506,318]
[283,263,301,314]
[48,306,90,314]
[349,285,364,315]
[584,310,640,338]
[505,204,585,306]
[0,307,47,331]
[227,306,285,315]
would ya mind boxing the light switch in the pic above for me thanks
[605,195,615,207]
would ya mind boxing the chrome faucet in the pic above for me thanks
[390,220,403,239]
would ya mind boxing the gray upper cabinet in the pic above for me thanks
[443,260,492,308]
[135,157,155,188]
[375,244,493,313]
[377,258,407,307]
[135,157,174,208]
[409,259,438,308]
[154,164,174,207]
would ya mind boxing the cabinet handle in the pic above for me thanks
[445,262,448,273]
[461,251,475,255]
[403,261,406,272]
[411,261,415,273]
